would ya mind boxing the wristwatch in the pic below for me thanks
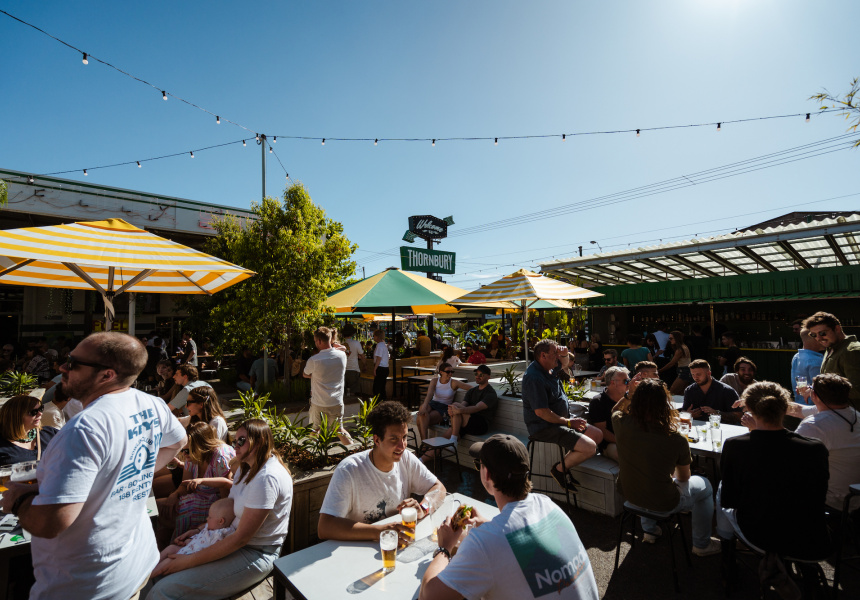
[433,547,451,560]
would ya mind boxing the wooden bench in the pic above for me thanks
[417,386,624,517]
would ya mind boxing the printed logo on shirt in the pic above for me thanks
[109,408,163,503]
[506,510,591,597]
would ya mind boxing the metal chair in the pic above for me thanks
[527,437,578,512]
[832,483,860,598]
[614,501,692,593]
[418,437,460,473]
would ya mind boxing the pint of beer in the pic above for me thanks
[400,506,417,542]
[678,412,692,435]
[0,467,12,493]
[379,530,397,574]
[11,461,37,485]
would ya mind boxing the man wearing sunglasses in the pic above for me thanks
[587,366,629,462]
[803,312,860,409]
[1,332,187,600]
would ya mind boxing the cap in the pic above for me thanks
[469,434,529,480]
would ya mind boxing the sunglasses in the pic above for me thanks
[604,358,614,362]
[29,405,44,417]
[65,355,110,371]
[233,436,247,448]
[808,331,829,338]
[186,398,204,405]
[441,370,453,374]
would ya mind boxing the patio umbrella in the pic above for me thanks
[0,218,254,334]
[449,269,603,362]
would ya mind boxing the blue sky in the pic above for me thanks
[2,1,858,289]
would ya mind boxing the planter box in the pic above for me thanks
[287,466,335,553]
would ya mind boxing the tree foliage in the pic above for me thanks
[811,76,860,148]
[180,183,357,355]
[0,179,7,207]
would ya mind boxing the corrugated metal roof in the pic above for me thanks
[539,214,860,286]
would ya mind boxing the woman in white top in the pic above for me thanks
[659,330,693,395]
[436,346,461,371]
[372,329,390,400]
[179,386,230,443]
[416,363,473,444]
[147,419,293,600]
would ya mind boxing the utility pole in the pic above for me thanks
[260,133,268,384]
[260,134,267,201]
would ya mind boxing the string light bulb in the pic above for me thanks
[82,52,88,65]
[562,134,566,142]
[216,115,220,124]
[28,176,34,184]
[137,161,141,168]
[806,113,811,123]
[243,139,246,147]
[636,129,640,137]
[494,138,498,146]
[269,145,273,153]
[83,169,87,176]
[190,151,194,158]
[255,134,260,142]
[321,138,325,146]
[162,91,167,101]
[717,122,721,132]
[273,136,276,143]
[374,139,378,146]
[432,139,436,147]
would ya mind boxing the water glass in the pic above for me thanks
[711,427,723,451]
[795,376,808,392]
[379,530,397,573]
[698,423,709,440]
[709,414,721,429]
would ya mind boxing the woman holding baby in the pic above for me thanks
[147,419,294,599]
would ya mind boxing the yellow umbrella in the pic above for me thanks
[0,218,254,333]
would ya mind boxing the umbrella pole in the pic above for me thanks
[391,309,396,400]
[522,300,528,364]
[128,292,136,337]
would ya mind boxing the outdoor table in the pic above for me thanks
[273,492,501,600]
[401,366,437,378]
[406,375,467,409]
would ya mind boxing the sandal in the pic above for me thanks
[550,462,580,492]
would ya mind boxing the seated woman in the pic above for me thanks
[0,395,58,464]
[717,382,830,585]
[156,422,236,548]
[416,364,473,445]
[147,419,293,599]
[435,346,461,371]
[180,386,230,442]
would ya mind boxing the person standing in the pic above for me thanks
[804,311,860,409]
[1,332,187,600]
[657,330,692,395]
[372,329,390,400]
[420,435,599,600]
[341,324,365,398]
[304,327,352,445]
[620,335,651,371]
[717,332,741,377]
[249,351,278,395]
[415,329,432,357]
[651,322,670,355]
[179,331,198,367]
[790,328,824,404]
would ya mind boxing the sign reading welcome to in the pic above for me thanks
[400,247,456,274]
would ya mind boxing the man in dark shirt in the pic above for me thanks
[144,337,168,383]
[718,332,740,377]
[446,365,498,441]
[686,324,710,361]
[522,339,602,492]
[235,347,255,392]
[682,359,741,424]
[587,365,629,462]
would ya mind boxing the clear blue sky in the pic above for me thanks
[2,1,858,290]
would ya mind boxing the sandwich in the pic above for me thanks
[452,505,473,530]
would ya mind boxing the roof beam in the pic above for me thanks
[611,262,669,282]
[736,246,778,273]
[700,251,746,275]
[556,269,606,287]
[579,264,647,284]
[557,267,630,286]
[776,241,812,269]
[825,234,850,266]
[664,254,718,278]
[636,258,693,280]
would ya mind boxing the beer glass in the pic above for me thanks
[795,376,808,393]
[678,412,692,436]
[400,506,417,542]
[11,461,37,484]
[379,530,397,573]
[0,466,11,494]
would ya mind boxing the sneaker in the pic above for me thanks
[642,526,662,543]
[692,539,721,557]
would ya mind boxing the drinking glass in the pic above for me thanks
[678,412,692,436]
[379,530,397,574]
[711,427,723,451]
[698,423,709,441]
[795,376,808,392]
[709,414,721,429]
[11,461,37,484]
[400,506,418,543]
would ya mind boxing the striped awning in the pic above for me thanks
[450,269,604,307]
[0,218,253,322]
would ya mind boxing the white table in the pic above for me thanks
[686,420,748,457]
[273,492,501,600]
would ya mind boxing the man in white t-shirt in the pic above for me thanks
[170,364,209,416]
[304,326,352,445]
[1,332,187,600]
[421,434,599,600]
[179,330,198,366]
[795,373,860,511]
[318,401,445,545]
[341,324,365,398]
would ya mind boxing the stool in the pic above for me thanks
[614,502,691,593]
[833,483,860,598]
[527,438,578,512]
[419,437,460,473]
[407,427,419,452]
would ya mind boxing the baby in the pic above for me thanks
[152,497,235,577]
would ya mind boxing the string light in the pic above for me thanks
[494,138,498,146]
[81,52,87,65]
[190,151,194,158]
[636,129,640,137]
[806,113,811,123]
[137,161,141,168]
[374,139,378,146]
[162,90,167,101]
[321,138,325,146]
[562,134,566,142]
[255,133,260,142]
[273,136,276,143]
[28,175,34,184]
[432,139,435,147]
[269,145,273,153]
[717,122,722,132]
[216,115,220,124]
[83,169,87,176]
[243,139,246,147]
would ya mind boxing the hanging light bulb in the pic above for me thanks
[432,139,436,147]
[28,176,34,184]
[83,169,88,176]
[255,133,260,142]
[494,138,498,145]
[137,161,141,168]
[162,91,167,101]
[806,113,811,123]
[717,122,721,132]
[269,146,273,153]
[636,129,640,137]
[321,138,325,146]
[562,134,566,142]
[273,136,277,143]
[285,173,289,179]
[82,52,88,65]
[243,139,247,147]
[190,151,194,158]
[374,139,378,146]
[216,115,220,124]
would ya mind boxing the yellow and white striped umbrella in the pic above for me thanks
[0,218,254,328]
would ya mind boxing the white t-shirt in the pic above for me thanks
[438,494,599,600]
[796,407,860,510]
[320,448,437,524]
[229,456,293,546]
[374,342,390,368]
[32,388,186,600]
[344,339,364,372]
[304,348,347,408]
[63,398,84,421]
[41,401,66,429]
[209,415,229,442]
[170,380,210,414]
[438,356,461,370]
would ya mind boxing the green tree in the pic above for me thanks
[811,76,860,147]
[0,179,7,207]
[181,183,357,382]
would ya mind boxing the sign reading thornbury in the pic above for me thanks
[400,247,456,275]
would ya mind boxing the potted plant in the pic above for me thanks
[0,371,39,397]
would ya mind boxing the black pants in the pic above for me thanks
[373,367,389,400]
